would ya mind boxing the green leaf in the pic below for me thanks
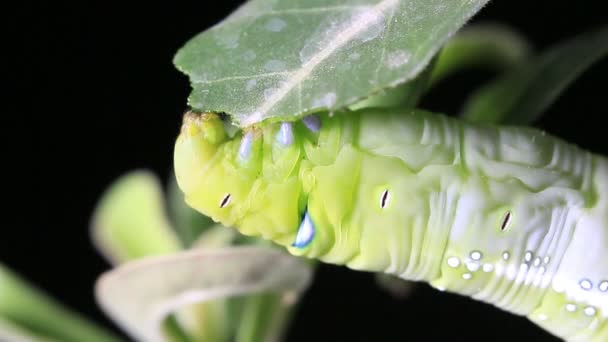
[0,317,57,342]
[90,170,182,264]
[95,247,312,342]
[0,264,123,342]
[430,23,531,84]
[348,55,437,111]
[174,0,490,126]
[462,26,608,125]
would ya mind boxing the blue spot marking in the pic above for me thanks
[292,211,315,248]
[277,122,294,146]
[238,132,253,160]
[302,115,321,132]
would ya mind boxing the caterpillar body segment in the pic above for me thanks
[174,108,608,341]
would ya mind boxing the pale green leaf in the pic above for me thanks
[174,0,490,126]
[90,170,182,264]
[95,247,312,342]
[462,26,608,124]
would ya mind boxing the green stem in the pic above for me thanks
[0,264,123,342]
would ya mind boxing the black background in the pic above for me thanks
[6,1,607,341]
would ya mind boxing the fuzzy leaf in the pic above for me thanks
[95,247,312,342]
[174,0,490,126]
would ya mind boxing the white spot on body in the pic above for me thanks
[580,279,593,291]
[462,273,472,280]
[533,257,541,267]
[502,251,510,261]
[470,251,482,261]
[264,59,287,72]
[538,313,548,321]
[543,256,551,264]
[386,49,411,69]
[447,257,460,268]
[599,280,608,292]
[584,307,596,316]
[466,262,480,272]
[565,304,577,312]
[265,18,286,32]
[482,264,494,273]
[524,251,533,263]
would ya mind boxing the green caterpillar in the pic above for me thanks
[174,109,608,341]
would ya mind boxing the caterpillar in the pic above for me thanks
[174,108,608,341]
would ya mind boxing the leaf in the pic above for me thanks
[0,318,57,342]
[348,54,437,111]
[95,247,312,342]
[430,23,531,84]
[0,264,123,342]
[461,26,608,125]
[90,170,182,264]
[174,0,490,127]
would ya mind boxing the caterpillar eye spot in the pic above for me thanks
[219,194,232,208]
[584,306,596,317]
[380,189,390,209]
[500,211,512,232]
[292,211,315,248]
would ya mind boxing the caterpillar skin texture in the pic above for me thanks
[174,109,608,341]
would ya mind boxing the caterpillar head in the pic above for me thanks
[174,111,312,247]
